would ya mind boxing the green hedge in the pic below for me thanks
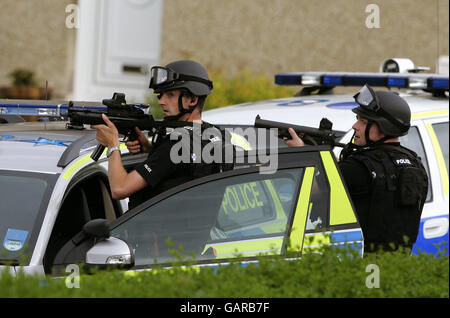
[1,246,448,298]
[203,69,296,111]
[148,69,296,119]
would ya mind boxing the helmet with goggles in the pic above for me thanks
[149,60,213,96]
[352,84,411,137]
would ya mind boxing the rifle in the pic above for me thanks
[66,92,193,161]
[254,115,346,148]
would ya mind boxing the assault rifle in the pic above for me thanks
[66,92,192,161]
[254,115,346,148]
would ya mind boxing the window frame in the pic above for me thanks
[399,124,433,202]
[45,166,122,273]
[304,157,331,233]
[423,117,449,199]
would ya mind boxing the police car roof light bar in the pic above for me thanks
[0,100,147,118]
[274,72,449,92]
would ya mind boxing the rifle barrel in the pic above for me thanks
[254,115,345,147]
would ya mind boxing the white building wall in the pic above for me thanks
[73,0,163,102]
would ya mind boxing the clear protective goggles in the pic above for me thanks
[149,66,213,91]
[149,66,177,88]
[353,84,381,112]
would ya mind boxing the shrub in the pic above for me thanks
[203,69,296,111]
[9,69,37,87]
[1,247,448,298]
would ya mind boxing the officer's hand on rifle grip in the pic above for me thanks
[126,127,151,154]
[91,114,120,149]
[284,128,305,148]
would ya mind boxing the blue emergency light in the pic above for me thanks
[0,101,105,117]
[429,78,450,90]
[275,72,449,91]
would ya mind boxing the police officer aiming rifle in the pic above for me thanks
[285,85,428,253]
[92,60,234,210]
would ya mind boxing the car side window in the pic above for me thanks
[216,181,276,237]
[214,170,302,239]
[110,168,304,266]
[305,168,329,231]
[432,122,449,174]
[399,126,432,201]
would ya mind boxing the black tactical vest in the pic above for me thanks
[346,143,428,251]
[156,123,234,190]
[128,123,235,210]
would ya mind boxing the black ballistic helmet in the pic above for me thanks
[149,60,213,96]
[353,85,411,137]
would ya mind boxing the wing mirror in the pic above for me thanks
[83,219,110,239]
[84,219,134,268]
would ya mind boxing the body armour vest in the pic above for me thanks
[128,122,235,210]
[343,143,428,251]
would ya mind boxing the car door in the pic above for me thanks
[45,167,124,273]
[101,146,361,270]
[412,118,449,256]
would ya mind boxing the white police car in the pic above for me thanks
[0,104,362,276]
[0,121,130,276]
[203,59,449,257]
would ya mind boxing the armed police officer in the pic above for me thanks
[285,85,428,253]
[92,60,234,210]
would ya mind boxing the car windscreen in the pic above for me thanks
[0,170,57,264]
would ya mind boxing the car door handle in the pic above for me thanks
[423,217,449,239]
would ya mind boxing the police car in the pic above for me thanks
[0,103,362,276]
[203,58,449,257]
[0,121,126,275]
